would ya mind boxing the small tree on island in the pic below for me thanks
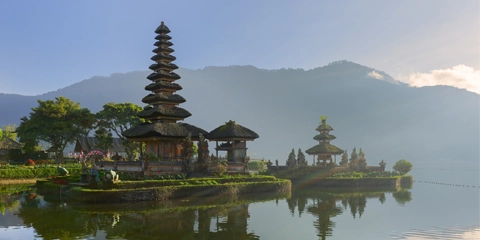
[286,148,297,170]
[348,147,358,170]
[357,148,367,171]
[393,159,413,174]
[340,149,348,166]
[297,148,308,168]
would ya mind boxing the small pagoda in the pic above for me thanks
[207,120,259,172]
[305,116,344,167]
[123,22,207,160]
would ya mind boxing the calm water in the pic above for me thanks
[1,166,479,240]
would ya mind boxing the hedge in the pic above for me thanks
[0,166,82,179]
[69,179,292,203]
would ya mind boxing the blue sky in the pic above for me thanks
[0,0,478,95]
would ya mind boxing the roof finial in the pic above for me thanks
[161,21,164,25]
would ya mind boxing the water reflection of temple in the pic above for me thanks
[13,195,260,239]
[287,188,402,240]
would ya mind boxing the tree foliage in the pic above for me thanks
[340,149,348,166]
[296,148,308,167]
[0,124,17,141]
[286,148,297,169]
[94,127,113,154]
[348,147,358,169]
[75,108,96,148]
[393,159,413,174]
[16,97,84,162]
[96,102,143,161]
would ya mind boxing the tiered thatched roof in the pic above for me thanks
[305,144,344,155]
[313,133,337,141]
[124,21,206,141]
[306,118,343,156]
[123,122,208,140]
[207,120,259,141]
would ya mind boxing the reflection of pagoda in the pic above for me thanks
[305,117,344,167]
[123,22,207,159]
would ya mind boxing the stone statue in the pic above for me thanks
[379,160,387,171]
[57,166,69,176]
[104,169,119,183]
[275,159,279,166]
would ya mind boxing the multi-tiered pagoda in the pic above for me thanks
[305,117,344,167]
[123,22,207,160]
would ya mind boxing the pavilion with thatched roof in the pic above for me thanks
[305,117,344,167]
[0,138,22,160]
[207,120,259,164]
[122,21,207,160]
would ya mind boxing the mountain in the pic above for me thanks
[0,60,478,166]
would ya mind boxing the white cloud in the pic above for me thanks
[402,65,480,94]
[367,70,384,80]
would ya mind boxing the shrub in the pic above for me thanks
[393,159,413,174]
[25,159,35,166]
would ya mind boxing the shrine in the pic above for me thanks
[305,116,344,167]
[122,22,208,160]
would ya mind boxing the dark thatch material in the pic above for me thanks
[142,93,186,104]
[305,143,344,155]
[315,119,334,132]
[152,47,174,54]
[316,123,333,132]
[138,106,191,119]
[154,34,172,41]
[313,133,336,141]
[145,81,182,92]
[147,70,181,81]
[74,136,125,153]
[122,122,208,139]
[0,138,22,150]
[155,21,171,34]
[207,120,259,140]
[151,53,176,62]
[149,62,178,72]
[154,40,173,47]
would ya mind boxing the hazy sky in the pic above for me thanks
[0,0,479,95]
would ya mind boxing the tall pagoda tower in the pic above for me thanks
[123,21,207,160]
[305,117,344,167]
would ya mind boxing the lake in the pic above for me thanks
[1,165,479,240]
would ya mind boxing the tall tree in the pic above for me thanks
[96,102,143,161]
[296,148,308,168]
[75,108,96,149]
[340,149,348,166]
[94,127,113,154]
[286,148,297,169]
[16,97,84,162]
[348,147,358,170]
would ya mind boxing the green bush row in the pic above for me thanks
[110,176,278,189]
[330,171,403,178]
[0,166,82,179]
[69,179,292,203]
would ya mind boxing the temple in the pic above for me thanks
[207,120,259,173]
[305,117,344,167]
[122,22,207,160]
